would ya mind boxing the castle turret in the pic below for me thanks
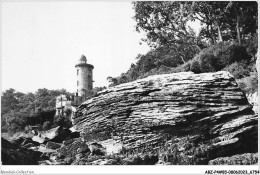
[75,54,94,98]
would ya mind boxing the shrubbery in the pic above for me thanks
[170,60,192,73]
[42,121,52,130]
[1,88,73,134]
[237,72,258,94]
[154,42,254,79]
[223,61,251,79]
[189,42,251,74]
[245,33,258,61]
[190,58,202,74]
[108,40,255,88]
[158,136,210,165]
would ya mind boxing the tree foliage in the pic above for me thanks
[133,1,257,46]
[133,1,202,61]
[194,1,258,44]
[1,86,107,133]
[108,1,257,87]
[1,88,73,133]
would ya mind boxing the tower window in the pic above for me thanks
[77,69,79,75]
[77,81,79,86]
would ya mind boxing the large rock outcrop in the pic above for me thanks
[71,71,257,165]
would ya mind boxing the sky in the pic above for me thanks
[2,1,201,94]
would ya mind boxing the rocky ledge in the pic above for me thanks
[70,71,257,165]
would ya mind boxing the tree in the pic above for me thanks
[193,2,231,44]
[3,110,28,133]
[133,1,201,49]
[107,76,119,87]
[194,1,258,45]
[225,1,258,44]
[1,88,24,116]
[1,88,73,133]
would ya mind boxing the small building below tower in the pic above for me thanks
[55,94,71,116]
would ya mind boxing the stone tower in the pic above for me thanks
[75,54,94,97]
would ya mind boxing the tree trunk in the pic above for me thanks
[236,17,241,45]
[180,55,186,64]
[235,6,241,45]
[217,24,223,42]
[210,25,216,44]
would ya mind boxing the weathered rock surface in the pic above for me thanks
[247,92,258,113]
[32,126,72,144]
[72,71,258,165]
[208,153,258,165]
[88,142,106,156]
[57,138,89,158]
[1,137,43,165]
[45,141,62,150]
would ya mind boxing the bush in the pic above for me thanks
[245,33,258,61]
[223,62,251,79]
[172,42,252,75]
[211,42,250,67]
[42,121,51,130]
[227,44,251,63]
[199,53,218,72]
[53,115,72,129]
[237,73,258,94]
[190,59,201,74]
[171,60,192,73]
[189,42,251,74]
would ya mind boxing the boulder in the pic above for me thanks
[1,137,42,165]
[32,126,72,144]
[77,143,90,154]
[37,145,57,154]
[23,138,40,145]
[88,142,105,156]
[57,138,90,158]
[45,141,62,150]
[72,71,258,165]
[32,135,45,144]
[62,138,79,146]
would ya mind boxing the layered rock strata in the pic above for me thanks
[72,71,257,164]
